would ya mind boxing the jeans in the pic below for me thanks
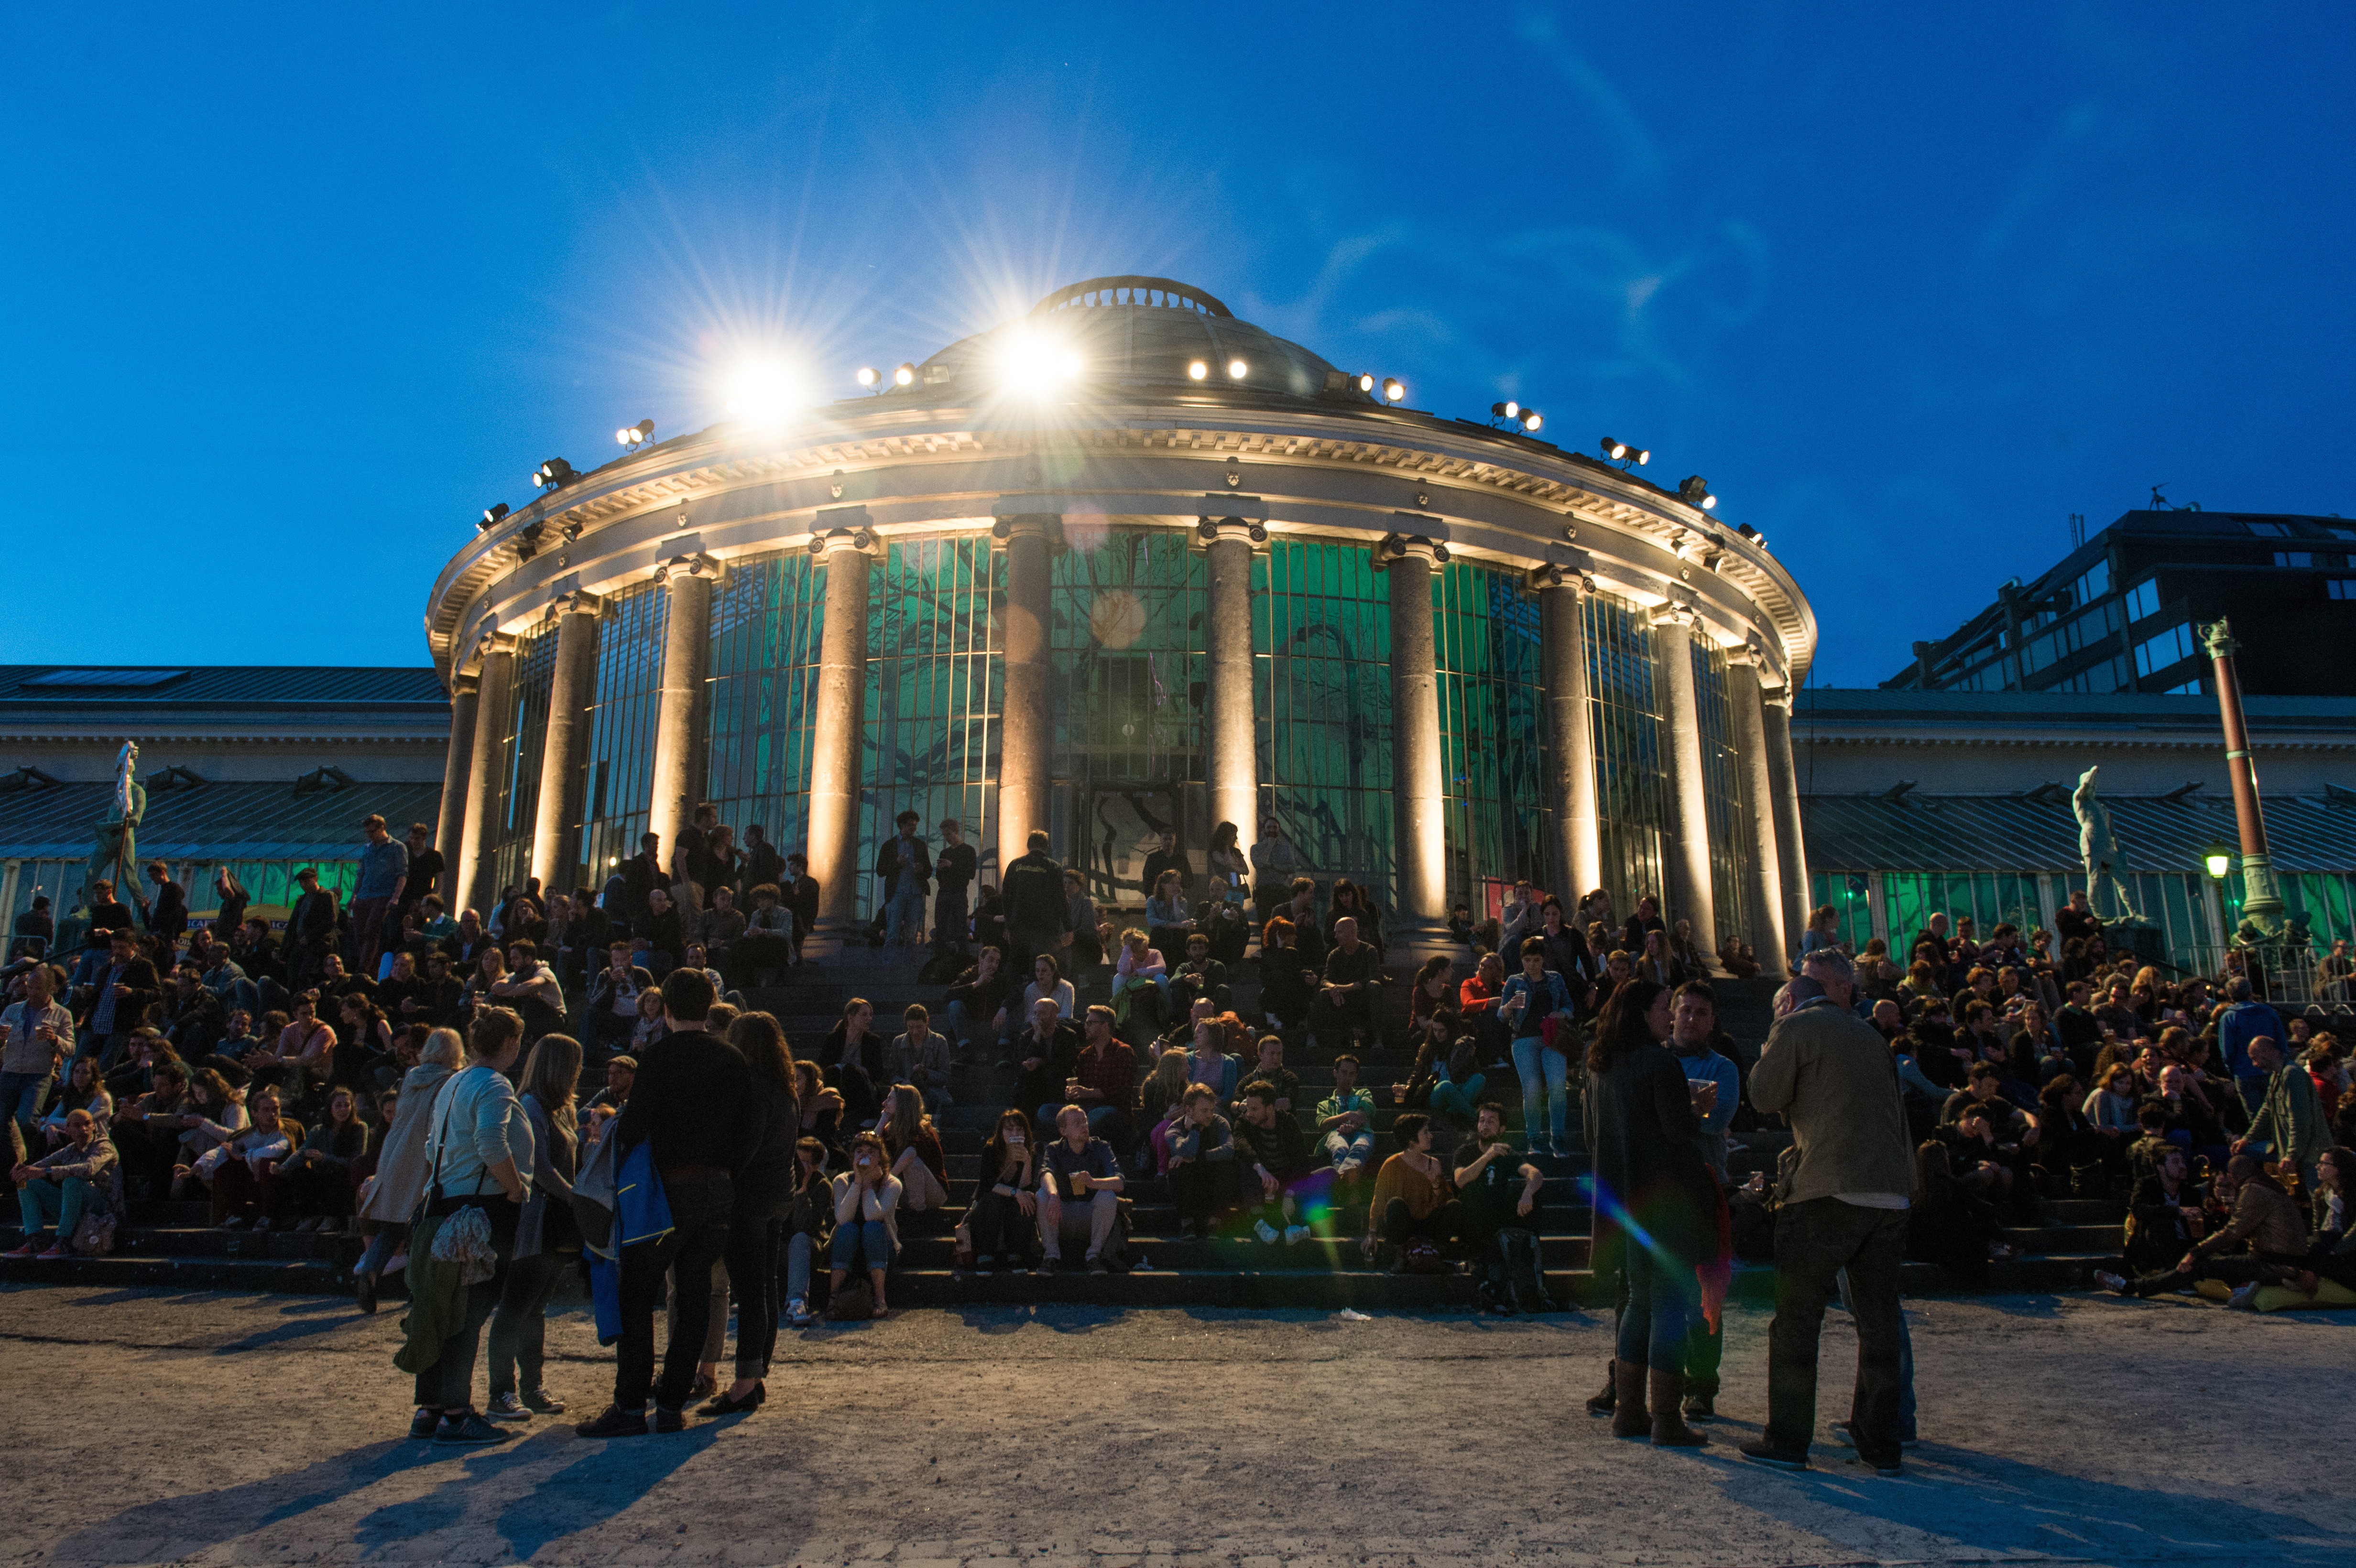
[1837,1265,1916,1438]
[16,1176,93,1240]
[487,1250,569,1397]
[357,1222,406,1279]
[723,1212,783,1379]
[1617,1242,1697,1368]
[615,1172,732,1412]
[945,1000,982,1049]
[1766,1198,1909,1464]
[1429,1074,1487,1124]
[1379,1196,1462,1247]
[411,1197,519,1412]
[1511,1036,1569,1150]
[1322,1128,1376,1169]
[830,1218,894,1272]
[887,879,927,947]
[785,1232,817,1305]
[0,1070,51,1140]
[934,882,970,947]
[350,896,393,979]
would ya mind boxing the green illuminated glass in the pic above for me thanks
[1690,638,1752,950]
[705,550,827,874]
[1254,538,1395,905]
[488,624,557,897]
[1434,560,1549,917]
[579,580,669,878]
[859,537,1003,917]
[1583,591,1669,923]
[1052,525,1204,904]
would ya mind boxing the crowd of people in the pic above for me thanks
[5,803,2353,1471]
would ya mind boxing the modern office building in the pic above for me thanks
[0,665,450,925]
[1884,509,2356,698]
[1793,685,2356,971]
[425,276,1819,967]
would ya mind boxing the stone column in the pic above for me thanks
[434,671,479,902]
[806,523,876,938]
[1727,646,1790,978]
[1760,683,1810,947]
[527,591,601,893]
[996,514,1057,871]
[1382,531,1449,931]
[645,554,720,876]
[1533,564,1601,900]
[1200,516,1261,853]
[1649,603,1718,964]
[457,635,515,917]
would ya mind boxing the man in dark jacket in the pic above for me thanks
[739,824,786,900]
[139,862,188,955]
[580,968,757,1437]
[1000,830,1073,975]
[74,880,137,988]
[76,930,159,1067]
[284,868,340,991]
[876,809,934,948]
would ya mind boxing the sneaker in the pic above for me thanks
[382,1253,408,1273]
[1283,1225,1310,1246]
[524,1388,567,1415]
[574,1405,649,1439]
[972,1260,993,1277]
[1831,1421,1919,1452]
[2227,1283,2261,1311]
[435,1412,514,1445]
[319,1218,345,1235]
[218,1216,246,1230]
[3,1241,42,1260]
[1254,1219,1280,1244]
[786,1298,814,1328]
[251,1217,273,1233]
[1738,1438,1811,1470]
[1036,1258,1059,1276]
[1086,1256,1111,1275]
[485,1392,531,1422]
[409,1407,440,1440]
[654,1405,686,1435]
[2094,1270,2129,1295]
[37,1245,71,1261]
[295,1217,323,1233]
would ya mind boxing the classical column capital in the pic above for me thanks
[1526,559,1594,593]
[470,629,517,664]
[991,512,1059,544]
[1374,529,1449,569]
[1760,681,1795,713]
[654,551,722,584]
[1647,599,1697,630]
[1196,514,1267,547]
[809,526,879,559]
[446,670,479,698]
[1725,641,1767,670]
[543,589,604,623]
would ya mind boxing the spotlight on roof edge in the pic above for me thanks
[894,362,916,387]
[1601,436,1649,467]
[1492,401,1544,433]
[478,502,510,531]
[1678,474,1717,511]
[856,366,880,388]
[1382,377,1406,403]
[530,458,577,490]
[615,418,654,449]
[1353,372,1375,393]
[1226,358,1248,380]
[996,327,1081,395]
[726,360,804,423]
[1187,359,1210,381]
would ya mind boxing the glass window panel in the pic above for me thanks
[1434,561,1548,919]
[580,580,670,880]
[488,623,558,899]
[1689,637,1751,951]
[1582,591,1668,927]
[705,550,828,893]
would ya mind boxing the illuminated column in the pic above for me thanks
[1649,602,1719,966]
[1381,530,1449,929]
[1532,564,1601,899]
[457,633,515,917]
[1761,683,1810,946]
[1200,515,1261,854]
[646,553,719,876]
[2205,617,2286,938]
[1727,645,1790,977]
[807,522,876,938]
[997,513,1057,870]
[527,591,601,892]
[434,670,478,903]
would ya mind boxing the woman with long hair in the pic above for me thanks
[39,1056,111,1148]
[1325,878,1383,956]
[282,1085,370,1232]
[1145,870,1193,959]
[793,1059,845,1167]
[1138,1047,1192,1173]
[829,1129,901,1317]
[878,1081,950,1222]
[485,1032,582,1422]
[819,998,886,1124]
[966,1108,1041,1273]
[705,1012,799,1415]
[1585,977,1713,1448]
[352,1026,465,1313]
[1204,820,1248,908]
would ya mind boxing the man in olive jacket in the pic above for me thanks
[2238,1035,2327,1196]
[1742,948,1916,1477]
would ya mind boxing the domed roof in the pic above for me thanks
[910,276,1363,403]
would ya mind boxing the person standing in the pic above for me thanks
[2239,1034,2328,1197]
[398,823,443,929]
[1000,830,1073,977]
[1742,948,1916,1476]
[1247,818,1299,926]
[671,804,720,916]
[284,868,340,993]
[933,819,978,953]
[2216,977,2284,1120]
[704,1011,798,1415]
[1586,978,1713,1448]
[739,824,786,901]
[1668,980,1739,1419]
[1139,828,1188,906]
[876,810,934,949]
[139,861,189,958]
[576,969,757,1438]
[350,816,410,981]
[485,1033,581,1422]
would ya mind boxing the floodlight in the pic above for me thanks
[1521,410,1543,432]
[615,418,654,450]
[1382,377,1406,403]
[1354,372,1375,393]
[1226,358,1248,380]
[1602,436,1650,466]
[479,502,510,531]
[1188,359,1209,381]
[1678,475,1716,511]
[856,366,880,388]
[531,458,577,490]
[894,362,916,387]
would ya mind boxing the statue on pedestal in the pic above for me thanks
[87,742,146,921]
[2072,765,2143,925]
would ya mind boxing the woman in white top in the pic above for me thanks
[829,1130,902,1318]
[1019,952,1077,1021]
[38,1056,111,1148]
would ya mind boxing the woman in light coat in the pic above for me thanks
[353,1027,465,1314]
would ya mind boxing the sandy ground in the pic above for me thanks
[0,1282,2350,1567]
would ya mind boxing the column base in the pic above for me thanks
[1383,918,1469,973]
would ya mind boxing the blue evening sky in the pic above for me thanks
[5,3,2349,686]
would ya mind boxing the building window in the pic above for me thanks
[488,624,559,894]
[2070,556,2111,608]
[2274,551,2315,568]
[1690,639,1753,951]
[580,580,670,876]
[2329,579,2356,601]
[2246,522,2293,537]
[2163,678,2203,696]
[1434,561,1549,916]
[2133,621,2198,678]
[2123,578,2161,623]
[1582,592,1670,921]
[705,550,829,885]
[2322,525,2356,542]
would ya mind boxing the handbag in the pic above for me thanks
[417,1068,501,1285]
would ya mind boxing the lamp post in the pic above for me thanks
[2201,618,2286,942]
[2204,841,2235,954]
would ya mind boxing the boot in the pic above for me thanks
[1584,1358,1617,1416]
[1682,1385,1716,1420]
[1609,1361,1651,1439]
[1648,1370,1708,1448]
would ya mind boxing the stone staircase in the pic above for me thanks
[0,954,2127,1306]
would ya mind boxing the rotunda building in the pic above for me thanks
[425,277,1817,969]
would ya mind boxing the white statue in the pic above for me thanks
[2072,765,2141,924]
